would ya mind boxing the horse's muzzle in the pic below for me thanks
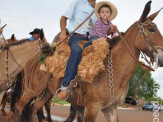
[157,51,163,67]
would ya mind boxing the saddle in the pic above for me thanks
[44,38,110,83]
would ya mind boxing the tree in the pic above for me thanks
[127,66,160,101]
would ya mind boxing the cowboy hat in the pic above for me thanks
[95,1,118,20]
[29,28,41,35]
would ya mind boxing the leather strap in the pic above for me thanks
[67,80,77,91]
[55,11,94,47]
[116,28,155,71]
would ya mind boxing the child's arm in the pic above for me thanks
[107,24,118,38]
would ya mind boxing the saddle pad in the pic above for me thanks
[45,38,110,82]
[78,38,110,83]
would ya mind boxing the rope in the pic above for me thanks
[23,52,51,97]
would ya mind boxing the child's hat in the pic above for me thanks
[95,1,118,20]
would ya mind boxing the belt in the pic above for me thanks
[73,33,87,37]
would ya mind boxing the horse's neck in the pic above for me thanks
[9,41,39,66]
[0,41,40,89]
[111,23,140,88]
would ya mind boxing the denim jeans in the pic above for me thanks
[62,35,88,87]
[84,36,98,48]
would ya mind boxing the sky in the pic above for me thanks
[0,0,163,99]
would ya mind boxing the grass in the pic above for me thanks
[52,96,70,105]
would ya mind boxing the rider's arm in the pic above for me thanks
[0,28,3,34]
[59,16,68,41]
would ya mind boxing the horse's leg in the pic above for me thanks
[64,103,78,122]
[37,108,46,122]
[110,109,119,122]
[1,92,8,116]
[44,96,53,122]
[8,93,32,122]
[77,105,85,122]
[101,108,119,122]
[84,104,99,122]
[21,99,34,122]
[30,89,52,122]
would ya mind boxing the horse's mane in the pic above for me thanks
[124,22,137,36]
[7,38,30,47]
[3,39,38,50]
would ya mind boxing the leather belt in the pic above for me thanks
[73,33,87,37]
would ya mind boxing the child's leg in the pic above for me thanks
[84,36,98,48]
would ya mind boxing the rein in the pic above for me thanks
[107,21,158,114]
[55,11,94,47]
[116,27,155,71]
[1,34,23,87]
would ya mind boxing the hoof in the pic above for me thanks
[46,117,52,122]
[40,118,48,122]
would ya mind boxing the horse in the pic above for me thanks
[0,34,19,115]
[8,1,163,122]
[0,37,40,101]
[0,35,55,121]
[0,34,17,47]
[0,36,40,117]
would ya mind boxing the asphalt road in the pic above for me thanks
[0,104,163,122]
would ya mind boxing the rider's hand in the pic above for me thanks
[0,28,3,34]
[58,32,67,43]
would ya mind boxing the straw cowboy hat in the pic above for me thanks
[29,28,41,35]
[95,1,118,20]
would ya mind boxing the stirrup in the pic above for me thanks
[70,81,78,87]
[56,88,70,101]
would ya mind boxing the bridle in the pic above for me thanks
[138,21,163,68]
[107,20,163,117]
[0,34,23,88]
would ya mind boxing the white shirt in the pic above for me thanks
[63,0,97,35]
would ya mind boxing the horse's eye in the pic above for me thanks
[148,28,155,33]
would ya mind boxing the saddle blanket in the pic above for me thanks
[45,38,110,83]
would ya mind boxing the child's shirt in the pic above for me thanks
[90,18,112,38]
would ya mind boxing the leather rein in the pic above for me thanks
[1,34,23,87]
[116,21,161,71]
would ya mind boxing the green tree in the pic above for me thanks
[127,66,160,101]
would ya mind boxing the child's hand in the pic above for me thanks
[111,24,117,33]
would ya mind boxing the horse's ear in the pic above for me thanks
[139,1,152,23]
[147,8,163,21]
[11,34,15,41]
[40,28,44,40]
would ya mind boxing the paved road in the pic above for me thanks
[1,105,163,122]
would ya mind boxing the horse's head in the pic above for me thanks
[39,29,54,55]
[134,1,163,67]
[6,34,18,44]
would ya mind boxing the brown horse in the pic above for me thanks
[8,1,163,122]
[0,34,19,115]
[0,37,40,114]
[0,34,17,47]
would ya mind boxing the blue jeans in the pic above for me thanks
[62,35,88,87]
[83,36,98,48]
